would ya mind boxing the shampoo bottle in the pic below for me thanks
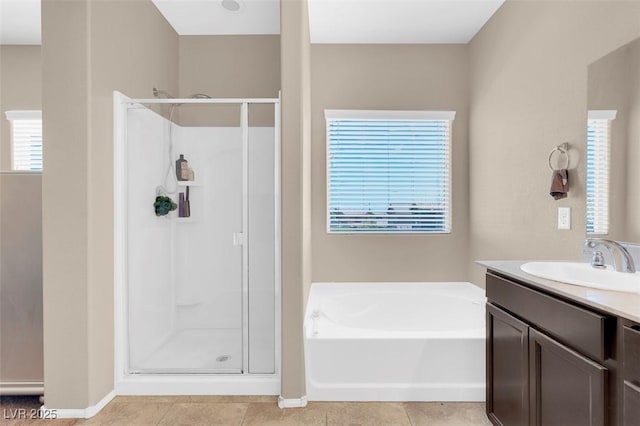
[176,154,188,181]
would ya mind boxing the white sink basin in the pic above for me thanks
[520,261,640,294]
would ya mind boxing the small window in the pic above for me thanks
[326,110,455,234]
[586,110,616,235]
[5,110,43,171]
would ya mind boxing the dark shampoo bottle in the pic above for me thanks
[176,154,188,181]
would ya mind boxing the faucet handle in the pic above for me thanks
[584,238,603,249]
[591,250,606,269]
[583,238,636,273]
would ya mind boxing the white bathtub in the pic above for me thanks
[304,282,486,402]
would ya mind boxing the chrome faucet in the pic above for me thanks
[584,238,636,273]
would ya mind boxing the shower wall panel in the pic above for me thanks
[173,127,243,331]
[126,107,174,370]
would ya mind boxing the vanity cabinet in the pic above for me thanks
[486,271,624,426]
[623,325,640,426]
[528,328,607,426]
[486,304,529,426]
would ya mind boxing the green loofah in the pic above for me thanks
[154,195,177,216]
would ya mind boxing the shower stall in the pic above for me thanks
[113,91,280,395]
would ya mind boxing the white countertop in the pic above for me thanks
[479,260,640,324]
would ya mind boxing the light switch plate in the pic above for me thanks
[558,207,571,230]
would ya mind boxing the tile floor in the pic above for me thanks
[1,395,492,425]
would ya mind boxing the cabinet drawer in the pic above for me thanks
[623,325,640,384]
[623,381,640,426]
[486,272,611,362]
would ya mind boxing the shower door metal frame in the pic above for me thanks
[113,91,281,394]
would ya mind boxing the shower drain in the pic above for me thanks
[216,355,231,362]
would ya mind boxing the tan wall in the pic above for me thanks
[468,1,640,286]
[178,35,280,126]
[280,0,311,399]
[310,44,469,283]
[0,46,42,171]
[0,44,43,387]
[0,174,43,383]
[42,0,91,408]
[42,0,178,408]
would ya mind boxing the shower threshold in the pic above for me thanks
[130,328,242,374]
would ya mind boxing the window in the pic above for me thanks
[4,110,43,171]
[586,110,616,235]
[326,110,455,234]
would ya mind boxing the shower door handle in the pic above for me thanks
[233,232,244,246]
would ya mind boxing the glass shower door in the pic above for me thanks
[126,105,244,374]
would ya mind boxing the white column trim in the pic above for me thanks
[41,390,115,419]
[277,395,308,409]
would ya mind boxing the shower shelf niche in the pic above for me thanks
[173,182,201,223]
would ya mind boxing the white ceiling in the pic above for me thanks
[0,0,41,45]
[151,0,280,36]
[308,0,505,44]
[0,0,504,46]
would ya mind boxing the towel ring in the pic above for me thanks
[548,143,569,171]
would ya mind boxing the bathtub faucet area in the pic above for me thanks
[310,309,322,336]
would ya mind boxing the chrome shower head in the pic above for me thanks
[153,88,211,101]
[153,87,174,99]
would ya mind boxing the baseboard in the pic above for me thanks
[0,381,44,395]
[278,395,308,409]
[41,390,116,419]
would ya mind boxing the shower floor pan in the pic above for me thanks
[131,328,242,374]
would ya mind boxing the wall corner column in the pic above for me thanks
[41,0,91,409]
[279,0,312,400]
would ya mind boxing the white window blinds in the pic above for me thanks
[5,110,43,171]
[586,110,616,235]
[326,110,455,234]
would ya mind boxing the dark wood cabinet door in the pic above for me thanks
[623,324,640,426]
[623,381,640,426]
[529,328,607,426]
[487,303,529,426]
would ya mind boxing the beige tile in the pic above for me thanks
[0,403,75,426]
[403,402,491,426]
[0,418,77,426]
[158,402,248,425]
[241,402,326,426]
[112,396,191,404]
[189,396,277,403]
[322,402,410,426]
[75,402,171,425]
[0,419,77,426]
